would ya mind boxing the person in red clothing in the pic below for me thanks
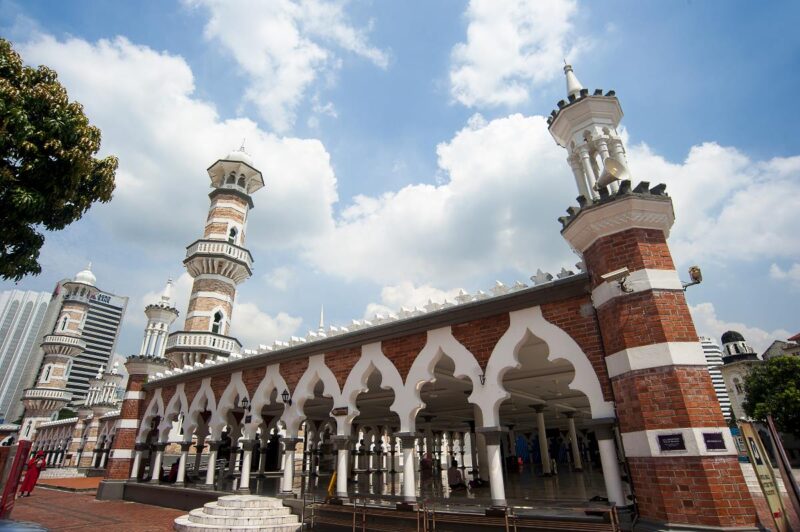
[18,451,46,497]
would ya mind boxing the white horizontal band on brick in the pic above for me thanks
[606,342,707,378]
[118,419,139,429]
[210,201,248,214]
[592,268,683,308]
[622,427,737,458]
[124,391,146,400]
[111,449,133,459]
[194,274,237,286]
[189,292,233,304]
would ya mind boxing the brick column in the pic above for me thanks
[561,186,757,530]
[102,356,168,482]
[79,417,100,468]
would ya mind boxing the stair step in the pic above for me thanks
[203,502,292,517]
[216,495,286,509]
[188,508,298,526]
[174,515,301,532]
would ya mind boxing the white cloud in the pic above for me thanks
[305,113,578,286]
[264,267,295,291]
[690,302,791,355]
[450,0,583,107]
[186,0,387,131]
[364,281,465,318]
[770,263,800,287]
[627,143,800,268]
[230,301,302,349]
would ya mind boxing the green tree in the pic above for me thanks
[0,38,117,281]
[743,356,800,438]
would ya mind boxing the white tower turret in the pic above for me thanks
[140,279,180,358]
[548,64,630,202]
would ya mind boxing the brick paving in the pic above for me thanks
[38,476,102,491]
[9,487,183,531]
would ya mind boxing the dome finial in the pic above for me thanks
[318,304,325,333]
[564,62,584,98]
[161,278,174,303]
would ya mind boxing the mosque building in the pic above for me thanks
[24,65,762,531]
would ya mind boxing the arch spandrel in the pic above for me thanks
[136,388,164,443]
[159,383,188,440]
[211,371,249,432]
[249,364,289,436]
[185,377,216,438]
[341,342,407,429]
[282,354,342,436]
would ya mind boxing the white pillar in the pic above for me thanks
[194,441,206,474]
[566,413,583,471]
[578,146,599,199]
[239,440,255,492]
[281,438,300,494]
[150,443,165,483]
[205,441,220,486]
[568,154,593,201]
[176,442,190,485]
[333,436,350,499]
[596,426,625,506]
[478,428,507,507]
[534,405,552,475]
[399,434,417,503]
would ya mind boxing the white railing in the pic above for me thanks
[185,239,253,267]
[23,388,72,402]
[165,331,241,354]
[42,334,86,351]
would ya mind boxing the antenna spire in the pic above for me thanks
[318,304,325,332]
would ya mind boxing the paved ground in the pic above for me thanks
[38,476,102,491]
[9,487,183,531]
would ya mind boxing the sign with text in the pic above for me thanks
[657,433,686,452]
[702,431,727,451]
[330,407,348,417]
[740,422,787,532]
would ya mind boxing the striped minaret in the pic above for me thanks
[164,148,264,368]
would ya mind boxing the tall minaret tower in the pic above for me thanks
[547,64,628,202]
[551,67,757,529]
[164,148,264,368]
[140,279,179,358]
[19,265,98,441]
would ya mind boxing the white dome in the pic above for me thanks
[74,264,96,286]
[225,149,253,166]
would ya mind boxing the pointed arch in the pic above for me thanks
[210,372,249,433]
[281,354,341,435]
[136,389,164,442]
[185,378,216,438]
[159,384,188,440]
[341,343,406,427]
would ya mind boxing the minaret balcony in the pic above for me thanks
[22,387,72,414]
[163,331,242,368]
[41,334,86,357]
[184,239,253,283]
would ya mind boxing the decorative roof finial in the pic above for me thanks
[240,138,247,152]
[318,304,325,333]
[564,63,584,98]
[96,364,104,379]
[161,278,174,303]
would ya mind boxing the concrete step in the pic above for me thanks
[216,495,286,509]
[203,502,292,517]
[174,515,301,532]
[187,508,298,526]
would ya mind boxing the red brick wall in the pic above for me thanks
[184,380,201,406]
[542,296,613,402]
[583,228,675,286]
[451,314,510,371]
[243,366,266,396]
[597,290,699,355]
[210,374,231,399]
[326,348,362,389]
[628,456,756,527]
[281,358,309,394]
[381,332,427,381]
[612,365,726,433]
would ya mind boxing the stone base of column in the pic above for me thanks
[95,480,125,501]
[633,518,760,532]
[396,502,415,511]
[485,507,507,517]
[235,487,250,494]
[276,491,296,499]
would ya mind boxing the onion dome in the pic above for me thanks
[721,331,745,345]
[74,263,97,286]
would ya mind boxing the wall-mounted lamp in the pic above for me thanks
[682,265,703,291]
[281,389,292,406]
[601,266,633,293]
[239,397,251,412]
[478,374,486,385]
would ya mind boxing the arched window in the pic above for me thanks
[226,173,235,184]
[60,315,68,331]
[237,176,246,188]
[733,344,740,354]
[228,227,238,245]
[43,365,51,382]
[211,311,223,334]
[733,377,744,395]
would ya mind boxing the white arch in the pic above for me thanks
[476,306,615,427]
[282,355,341,436]
[185,378,217,439]
[210,372,249,436]
[248,365,289,438]
[403,327,483,432]
[159,383,188,441]
[136,389,164,443]
[341,343,407,430]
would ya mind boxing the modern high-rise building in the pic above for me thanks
[700,336,732,420]
[0,290,54,423]
[65,287,128,404]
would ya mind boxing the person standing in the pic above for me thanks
[18,451,46,497]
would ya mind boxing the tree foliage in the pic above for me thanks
[743,356,800,437]
[0,38,117,281]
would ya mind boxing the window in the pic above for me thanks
[211,311,223,334]
[226,173,235,184]
[733,377,744,395]
[237,176,246,188]
[43,365,51,382]
[60,315,68,331]
[228,227,238,245]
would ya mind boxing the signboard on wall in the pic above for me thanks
[657,433,686,452]
[739,422,787,532]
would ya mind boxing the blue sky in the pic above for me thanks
[1,0,798,357]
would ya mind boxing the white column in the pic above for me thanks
[150,443,165,483]
[333,436,350,499]
[176,442,190,485]
[194,440,206,473]
[205,441,220,486]
[596,426,625,506]
[568,154,593,201]
[281,438,300,494]
[578,146,599,199]
[399,434,417,503]
[479,428,507,507]
[142,329,154,356]
[534,405,552,475]
[239,440,255,492]
[609,138,628,166]
[566,413,583,471]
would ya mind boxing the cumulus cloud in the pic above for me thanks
[450,0,584,107]
[770,263,800,287]
[186,0,388,131]
[305,113,578,286]
[363,281,465,318]
[690,302,791,355]
[230,301,302,349]
[628,144,800,267]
